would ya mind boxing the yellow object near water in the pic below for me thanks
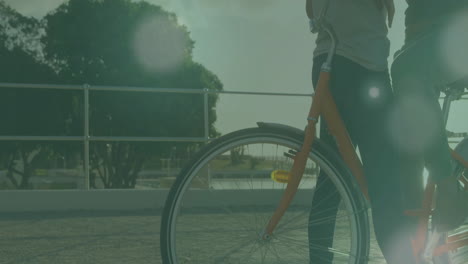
[271,170,291,183]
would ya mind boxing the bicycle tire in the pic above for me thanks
[433,233,453,264]
[433,165,468,264]
[432,224,468,264]
[160,123,370,264]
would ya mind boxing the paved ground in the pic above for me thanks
[0,210,389,264]
[0,211,464,264]
[0,211,162,264]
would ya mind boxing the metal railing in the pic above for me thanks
[0,82,466,189]
[0,82,313,189]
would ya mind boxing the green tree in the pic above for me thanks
[230,147,245,166]
[43,0,222,188]
[0,1,79,189]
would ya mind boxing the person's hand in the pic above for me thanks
[384,0,395,28]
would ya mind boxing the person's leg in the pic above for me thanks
[307,128,340,263]
[308,55,348,263]
[351,70,419,264]
[308,54,369,263]
[391,27,467,231]
[391,37,453,184]
[308,54,417,263]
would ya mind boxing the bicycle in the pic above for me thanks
[160,1,468,263]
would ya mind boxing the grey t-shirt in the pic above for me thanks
[405,0,468,42]
[313,0,390,71]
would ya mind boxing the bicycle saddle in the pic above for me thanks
[443,75,468,97]
[448,75,468,91]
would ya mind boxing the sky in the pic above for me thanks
[4,0,468,142]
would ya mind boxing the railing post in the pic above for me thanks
[0,82,330,191]
[203,89,211,187]
[203,88,209,141]
[83,84,90,190]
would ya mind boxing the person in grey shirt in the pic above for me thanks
[305,0,418,263]
[392,0,468,234]
[312,0,391,71]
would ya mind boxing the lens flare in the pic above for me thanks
[423,168,429,187]
[388,95,439,155]
[360,85,386,108]
[368,87,380,99]
[132,15,186,73]
[439,10,468,81]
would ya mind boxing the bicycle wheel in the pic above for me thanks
[433,166,468,264]
[160,123,370,264]
[432,217,468,264]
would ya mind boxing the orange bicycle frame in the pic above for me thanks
[262,1,468,260]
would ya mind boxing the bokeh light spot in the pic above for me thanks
[369,87,380,99]
[132,16,186,73]
[387,95,439,155]
[439,10,468,81]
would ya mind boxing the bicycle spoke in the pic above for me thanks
[236,241,264,263]
[277,208,358,234]
[210,237,257,263]
[280,234,357,259]
[268,242,287,263]
[274,235,334,263]
[163,132,369,264]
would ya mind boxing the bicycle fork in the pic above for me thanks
[262,10,369,238]
[408,176,468,262]
[262,70,369,238]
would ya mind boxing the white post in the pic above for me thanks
[83,84,90,189]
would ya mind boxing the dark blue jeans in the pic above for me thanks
[391,19,464,185]
[308,55,417,263]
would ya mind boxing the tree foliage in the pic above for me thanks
[0,1,79,189]
[41,0,223,188]
[0,0,222,189]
